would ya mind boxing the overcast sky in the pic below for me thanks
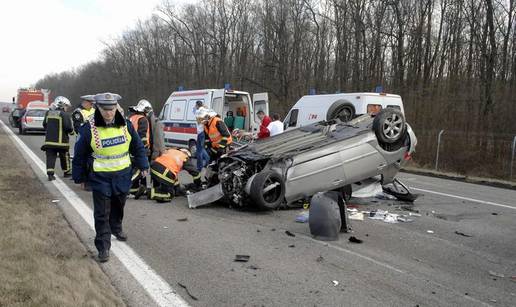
[0,0,192,102]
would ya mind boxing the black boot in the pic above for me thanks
[48,174,56,181]
[98,250,110,262]
[113,231,128,241]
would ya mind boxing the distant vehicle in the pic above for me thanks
[9,107,24,128]
[283,92,405,130]
[2,106,10,113]
[159,88,268,153]
[15,88,51,109]
[19,102,49,134]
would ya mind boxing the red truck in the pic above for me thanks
[15,88,51,109]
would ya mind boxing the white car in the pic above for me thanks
[19,107,48,134]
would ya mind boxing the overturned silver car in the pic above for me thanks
[191,109,417,210]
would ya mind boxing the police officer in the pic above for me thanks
[202,111,233,162]
[72,93,149,263]
[41,96,74,181]
[149,148,202,202]
[72,95,96,134]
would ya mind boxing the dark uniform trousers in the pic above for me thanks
[46,149,71,176]
[93,191,126,252]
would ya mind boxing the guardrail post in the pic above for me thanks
[435,130,445,171]
[510,136,516,180]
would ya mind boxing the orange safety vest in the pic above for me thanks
[129,114,150,147]
[154,149,188,177]
[204,117,232,148]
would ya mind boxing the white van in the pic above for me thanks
[283,92,404,130]
[159,89,268,150]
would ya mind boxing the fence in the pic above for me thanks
[410,129,516,181]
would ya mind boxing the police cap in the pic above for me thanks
[94,92,121,106]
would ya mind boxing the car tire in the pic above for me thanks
[249,170,285,210]
[373,109,406,144]
[326,100,355,122]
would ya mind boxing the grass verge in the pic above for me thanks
[0,130,125,306]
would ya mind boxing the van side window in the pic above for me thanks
[288,109,299,127]
[159,104,170,120]
[170,100,187,120]
[387,105,401,110]
[187,99,204,121]
[212,97,223,115]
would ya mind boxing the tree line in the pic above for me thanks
[35,0,516,179]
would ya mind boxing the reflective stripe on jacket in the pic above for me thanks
[89,117,132,172]
[153,149,188,177]
[204,117,232,148]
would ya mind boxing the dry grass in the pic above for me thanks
[0,131,125,307]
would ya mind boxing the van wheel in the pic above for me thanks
[188,140,197,157]
[249,170,285,210]
[326,100,355,122]
[373,109,406,144]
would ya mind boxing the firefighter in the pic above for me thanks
[72,92,149,263]
[128,99,153,198]
[149,148,202,202]
[202,111,233,162]
[72,95,96,134]
[41,96,74,181]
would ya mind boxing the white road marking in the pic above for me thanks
[411,187,516,211]
[0,120,189,307]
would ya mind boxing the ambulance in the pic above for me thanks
[158,89,268,150]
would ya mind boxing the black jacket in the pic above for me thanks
[42,109,73,150]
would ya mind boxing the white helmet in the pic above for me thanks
[53,96,71,109]
[131,99,153,113]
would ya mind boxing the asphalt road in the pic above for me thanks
[2,114,516,307]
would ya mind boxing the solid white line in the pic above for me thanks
[411,187,516,211]
[0,120,189,307]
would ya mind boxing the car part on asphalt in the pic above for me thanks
[348,236,363,243]
[382,178,418,202]
[309,191,349,241]
[285,230,296,237]
[187,184,224,208]
[234,255,250,262]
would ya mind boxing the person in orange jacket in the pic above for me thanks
[202,111,233,162]
[149,148,202,202]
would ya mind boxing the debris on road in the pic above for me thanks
[51,199,60,203]
[295,211,309,223]
[163,226,169,229]
[176,218,188,222]
[332,280,339,287]
[247,265,260,270]
[348,236,363,244]
[348,211,364,221]
[285,230,296,237]
[454,231,473,237]
[491,212,499,215]
[177,282,199,301]
[427,230,434,234]
[234,255,250,262]
[316,256,324,263]
[488,270,505,278]
[288,244,295,248]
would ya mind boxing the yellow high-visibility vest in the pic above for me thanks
[89,117,132,172]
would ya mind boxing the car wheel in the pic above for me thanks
[373,109,406,144]
[249,170,285,210]
[382,179,418,202]
[326,100,355,122]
